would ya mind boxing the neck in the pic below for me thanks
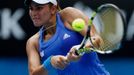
[44,23,56,41]
[45,13,57,28]
[44,13,57,35]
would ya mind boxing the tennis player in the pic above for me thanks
[25,0,110,75]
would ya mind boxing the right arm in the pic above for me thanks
[26,33,48,75]
[26,33,69,74]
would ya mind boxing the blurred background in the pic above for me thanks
[0,0,133,75]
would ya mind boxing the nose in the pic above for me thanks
[30,9,38,17]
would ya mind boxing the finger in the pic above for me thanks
[56,56,69,70]
[67,52,81,62]
[69,48,76,56]
[59,56,69,65]
[51,56,65,69]
[64,56,70,64]
[55,61,65,70]
[72,53,81,59]
[85,41,92,48]
[54,60,65,70]
[91,36,100,48]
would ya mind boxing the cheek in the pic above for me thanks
[29,11,32,19]
[41,12,51,22]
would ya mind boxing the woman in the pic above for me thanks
[25,0,109,75]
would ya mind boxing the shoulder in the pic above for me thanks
[60,7,85,15]
[58,7,89,35]
[26,32,39,51]
[59,7,89,26]
[59,7,88,20]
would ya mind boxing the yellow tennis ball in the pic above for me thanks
[72,18,85,32]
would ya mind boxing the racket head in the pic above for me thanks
[91,3,125,54]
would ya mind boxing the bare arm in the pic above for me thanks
[59,7,103,60]
[26,33,48,75]
[26,33,72,74]
[59,7,89,36]
[59,7,98,37]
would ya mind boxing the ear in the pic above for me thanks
[50,5,57,15]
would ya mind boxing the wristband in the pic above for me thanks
[43,56,58,75]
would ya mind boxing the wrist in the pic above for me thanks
[43,56,58,75]
[43,56,54,71]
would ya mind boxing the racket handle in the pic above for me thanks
[75,50,79,56]
[74,48,85,56]
[75,48,92,56]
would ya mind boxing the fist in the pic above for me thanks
[85,34,104,49]
[66,45,81,62]
[51,55,69,70]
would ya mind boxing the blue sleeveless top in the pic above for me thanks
[39,13,109,75]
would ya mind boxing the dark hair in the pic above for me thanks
[56,0,61,10]
[47,2,54,7]
[24,0,31,7]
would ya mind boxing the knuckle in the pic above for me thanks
[57,59,61,63]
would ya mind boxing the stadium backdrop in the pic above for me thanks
[0,0,133,58]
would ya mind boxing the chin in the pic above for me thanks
[33,23,42,27]
[32,19,42,26]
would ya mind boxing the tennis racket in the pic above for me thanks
[74,3,125,56]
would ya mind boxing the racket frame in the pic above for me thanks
[75,3,125,56]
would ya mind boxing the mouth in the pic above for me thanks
[32,17,39,20]
[32,17,40,22]
[31,17,40,25]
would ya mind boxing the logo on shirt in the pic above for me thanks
[63,33,70,40]
[40,51,44,57]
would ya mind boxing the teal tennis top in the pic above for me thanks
[39,13,109,75]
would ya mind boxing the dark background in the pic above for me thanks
[0,0,134,75]
[0,0,133,57]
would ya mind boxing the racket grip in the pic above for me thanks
[75,48,92,56]
[74,48,85,56]
[75,50,79,56]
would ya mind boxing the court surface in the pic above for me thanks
[0,57,133,75]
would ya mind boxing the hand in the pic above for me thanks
[51,55,69,70]
[66,45,81,62]
[91,34,104,48]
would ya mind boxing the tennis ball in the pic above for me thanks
[72,18,85,32]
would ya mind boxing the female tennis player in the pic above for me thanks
[25,0,109,75]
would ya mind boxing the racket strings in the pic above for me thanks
[96,8,120,52]
[77,36,121,54]
[76,4,124,55]
[100,8,115,17]
[98,36,120,51]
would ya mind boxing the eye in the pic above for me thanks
[35,6,44,11]
[28,5,45,11]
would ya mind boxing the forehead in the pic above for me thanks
[30,1,47,7]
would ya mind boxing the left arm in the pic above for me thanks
[59,7,103,61]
